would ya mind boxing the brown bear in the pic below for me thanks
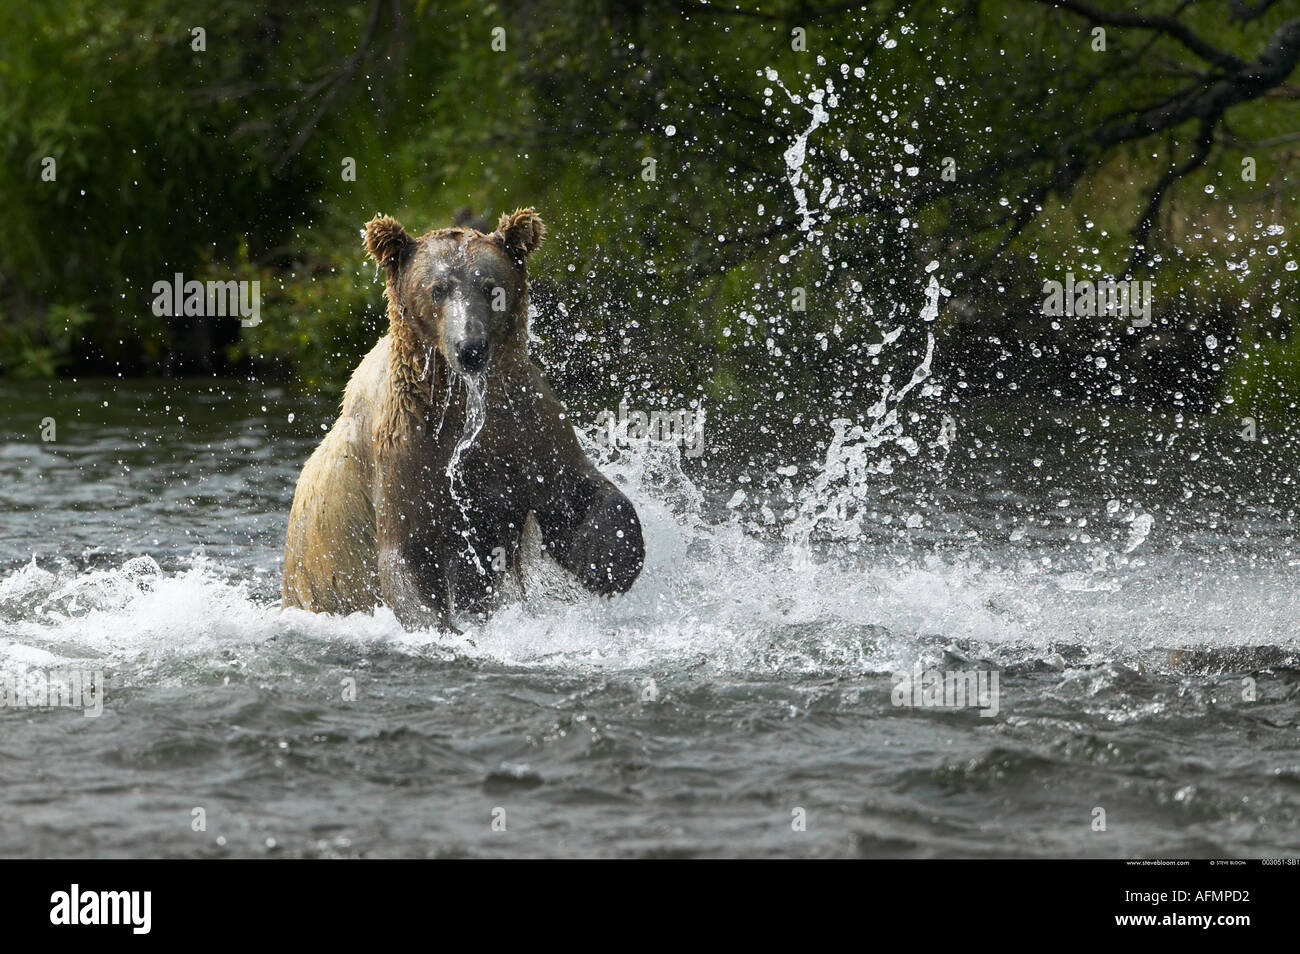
[282,208,644,630]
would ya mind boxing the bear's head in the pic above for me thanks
[364,208,545,376]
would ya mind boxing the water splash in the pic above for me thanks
[446,374,489,577]
[787,275,941,548]
[1124,512,1156,553]
[446,374,487,493]
[765,67,840,236]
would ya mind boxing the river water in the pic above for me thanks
[1,377,1297,857]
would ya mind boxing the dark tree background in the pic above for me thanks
[1,0,1297,429]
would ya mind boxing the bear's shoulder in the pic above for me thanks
[341,336,392,416]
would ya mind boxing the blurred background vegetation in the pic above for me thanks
[1,0,1297,433]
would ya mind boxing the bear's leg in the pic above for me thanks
[377,544,458,632]
[536,476,644,596]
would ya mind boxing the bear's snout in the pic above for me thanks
[442,295,493,374]
[455,338,490,373]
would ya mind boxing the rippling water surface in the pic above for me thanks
[1,379,1298,858]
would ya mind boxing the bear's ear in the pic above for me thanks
[494,208,545,259]
[363,215,416,274]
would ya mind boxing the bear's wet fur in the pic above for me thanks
[282,209,644,629]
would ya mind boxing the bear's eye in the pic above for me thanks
[429,279,449,300]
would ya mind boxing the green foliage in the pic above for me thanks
[0,303,94,378]
[0,0,1296,418]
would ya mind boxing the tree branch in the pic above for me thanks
[272,0,384,177]
[1127,117,1216,275]
[1035,0,1248,72]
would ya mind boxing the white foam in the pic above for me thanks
[3,448,1296,685]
